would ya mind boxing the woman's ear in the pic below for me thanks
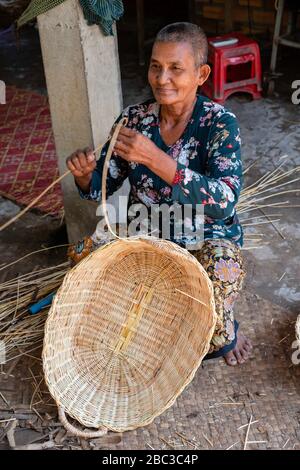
[198,64,211,86]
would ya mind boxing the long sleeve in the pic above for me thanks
[77,116,129,203]
[171,112,242,220]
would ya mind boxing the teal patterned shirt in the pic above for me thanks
[78,94,244,248]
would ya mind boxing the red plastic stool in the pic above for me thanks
[202,33,262,104]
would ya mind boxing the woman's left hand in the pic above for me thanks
[113,126,177,186]
[113,127,159,167]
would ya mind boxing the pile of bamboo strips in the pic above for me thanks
[0,262,69,362]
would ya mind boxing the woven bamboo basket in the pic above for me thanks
[42,118,217,436]
[43,237,216,435]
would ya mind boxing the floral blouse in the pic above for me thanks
[78,94,244,248]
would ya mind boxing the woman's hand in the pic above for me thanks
[66,148,96,192]
[114,127,177,185]
[113,127,158,167]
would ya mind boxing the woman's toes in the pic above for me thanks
[224,351,238,366]
[223,332,252,366]
[233,348,244,364]
[241,347,249,360]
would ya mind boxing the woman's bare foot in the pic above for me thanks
[224,330,252,366]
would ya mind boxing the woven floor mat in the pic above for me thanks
[106,291,300,450]
[0,86,63,217]
[0,290,299,450]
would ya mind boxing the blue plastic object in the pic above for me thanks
[28,292,55,315]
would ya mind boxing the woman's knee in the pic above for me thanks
[194,239,246,286]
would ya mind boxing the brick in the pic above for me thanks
[194,0,210,16]
[252,9,276,25]
[265,0,276,8]
[239,0,263,6]
[239,24,266,35]
[202,5,224,20]
[233,6,251,23]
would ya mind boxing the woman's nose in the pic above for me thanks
[156,69,170,85]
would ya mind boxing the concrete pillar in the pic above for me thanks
[37,0,123,243]
[0,80,5,104]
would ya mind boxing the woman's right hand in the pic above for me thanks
[66,148,96,178]
[66,148,96,191]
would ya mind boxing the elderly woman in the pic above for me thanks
[67,22,252,366]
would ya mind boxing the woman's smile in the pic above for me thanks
[155,88,177,94]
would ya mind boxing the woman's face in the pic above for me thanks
[148,41,210,106]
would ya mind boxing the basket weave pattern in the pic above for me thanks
[43,237,216,432]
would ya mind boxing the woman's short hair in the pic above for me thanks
[155,22,208,67]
